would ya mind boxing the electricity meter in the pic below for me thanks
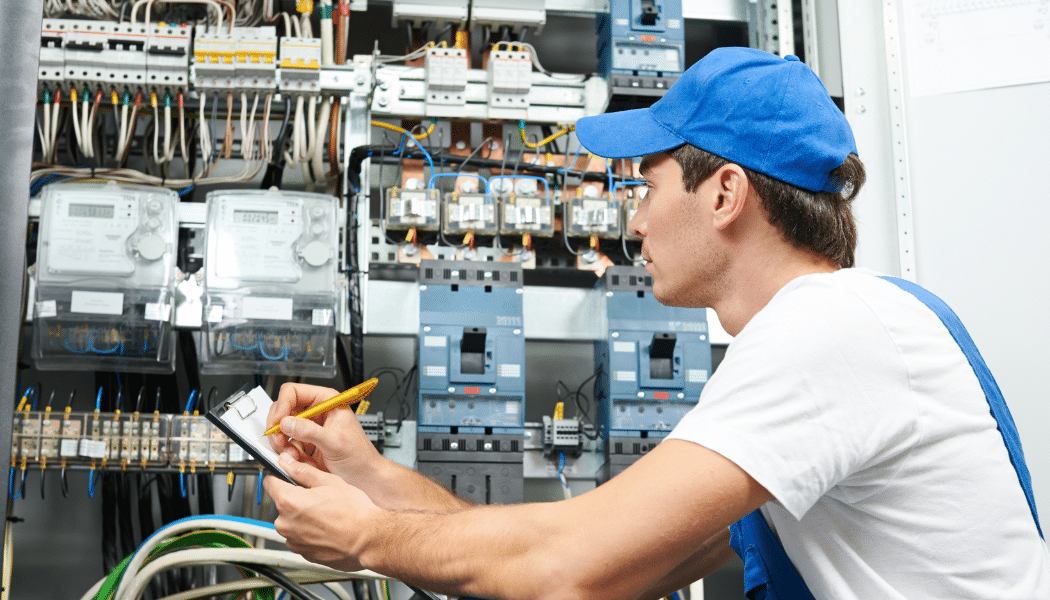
[200,189,339,377]
[566,194,622,239]
[31,183,178,372]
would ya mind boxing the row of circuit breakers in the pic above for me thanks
[37,0,685,101]
[32,183,341,377]
[415,260,711,503]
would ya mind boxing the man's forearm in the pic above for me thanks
[640,528,734,600]
[362,458,472,513]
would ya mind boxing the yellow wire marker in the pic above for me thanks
[262,378,379,436]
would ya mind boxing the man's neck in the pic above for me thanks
[712,246,839,337]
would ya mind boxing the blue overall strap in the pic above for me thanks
[880,276,1043,538]
[729,510,816,600]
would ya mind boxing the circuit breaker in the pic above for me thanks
[416,260,526,504]
[597,0,685,101]
[200,190,339,377]
[593,266,711,480]
[31,183,178,373]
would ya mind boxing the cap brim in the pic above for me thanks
[575,107,687,159]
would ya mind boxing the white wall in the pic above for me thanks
[838,1,1050,522]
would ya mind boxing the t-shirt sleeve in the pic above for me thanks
[666,281,921,520]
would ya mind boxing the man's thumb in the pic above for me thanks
[279,451,330,488]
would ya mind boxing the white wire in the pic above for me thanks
[80,95,93,158]
[303,96,317,162]
[300,12,313,38]
[136,0,224,30]
[197,92,211,175]
[163,102,176,162]
[38,104,51,162]
[320,0,334,66]
[77,576,104,600]
[70,94,84,158]
[153,574,357,600]
[120,548,384,600]
[113,518,286,600]
[291,12,303,37]
[115,102,129,160]
[49,100,61,163]
[311,97,332,187]
[178,95,188,165]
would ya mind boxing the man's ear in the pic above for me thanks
[711,164,750,231]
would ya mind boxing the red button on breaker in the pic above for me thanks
[653,391,670,400]
[464,387,481,395]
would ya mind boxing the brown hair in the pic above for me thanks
[665,144,865,269]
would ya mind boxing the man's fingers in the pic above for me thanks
[279,410,351,458]
[278,451,336,488]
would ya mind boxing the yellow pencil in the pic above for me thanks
[263,378,379,436]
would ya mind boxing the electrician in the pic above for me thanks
[263,47,1050,599]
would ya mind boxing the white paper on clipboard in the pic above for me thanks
[207,386,297,485]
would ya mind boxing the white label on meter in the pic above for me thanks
[613,341,635,353]
[47,192,138,275]
[215,198,302,282]
[243,296,293,320]
[228,444,247,462]
[35,300,58,318]
[311,308,333,326]
[71,291,124,315]
[424,336,447,347]
[144,302,171,321]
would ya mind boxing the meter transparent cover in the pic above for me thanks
[32,183,178,373]
[200,189,338,377]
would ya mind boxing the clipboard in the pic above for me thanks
[206,385,298,486]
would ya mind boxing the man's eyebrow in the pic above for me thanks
[638,154,659,177]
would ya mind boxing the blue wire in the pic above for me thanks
[87,329,122,354]
[30,174,67,197]
[22,386,37,411]
[400,130,435,182]
[258,332,289,361]
[228,331,260,351]
[88,468,98,498]
[557,451,566,477]
[255,374,262,387]
[104,515,279,594]
[179,471,187,498]
[428,172,490,194]
[63,329,91,354]
[8,468,18,500]
[256,471,264,504]
[184,389,198,413]
[95,386,103,411]
[177,185,194,197]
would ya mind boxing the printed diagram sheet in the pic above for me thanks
[902,0,1050,96]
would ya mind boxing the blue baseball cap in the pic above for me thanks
[575,47,857,193]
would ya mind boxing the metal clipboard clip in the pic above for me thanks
[223,391,257,420]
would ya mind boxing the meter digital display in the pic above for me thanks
[68,203,116,219]
[233,210,279,225]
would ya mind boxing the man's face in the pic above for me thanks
[629,154,726,308]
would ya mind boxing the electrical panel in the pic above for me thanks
[32,183,178,373]
[443,190,498,236]
[200,190,339,377]
[597,0,685,97]
[593,266,711,480]
[12,409,170,472]
[416,260,526,504]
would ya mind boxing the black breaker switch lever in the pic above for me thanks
[461,327,487,375]
[649,332,676,379]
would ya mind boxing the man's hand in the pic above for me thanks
[264,453,383,572]
[266,382,383,484]
[267,382,470,513]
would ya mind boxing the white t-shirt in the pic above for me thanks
[667,268,1050,599]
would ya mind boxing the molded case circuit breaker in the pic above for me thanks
[593,266,712,481]
[597,0,685,100]
[416,260,526,504]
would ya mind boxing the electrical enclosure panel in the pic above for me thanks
[566,194,622,238]
[597,0,685,95]
[424,46,468,116]
[32,183,178,373]
[11,410,171,470]
[443,192,498,235]
[487,48,532,119]
[593,266,711,478]
[278,36,322,93]
[145,23,191,92]
[200,190,339,377]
